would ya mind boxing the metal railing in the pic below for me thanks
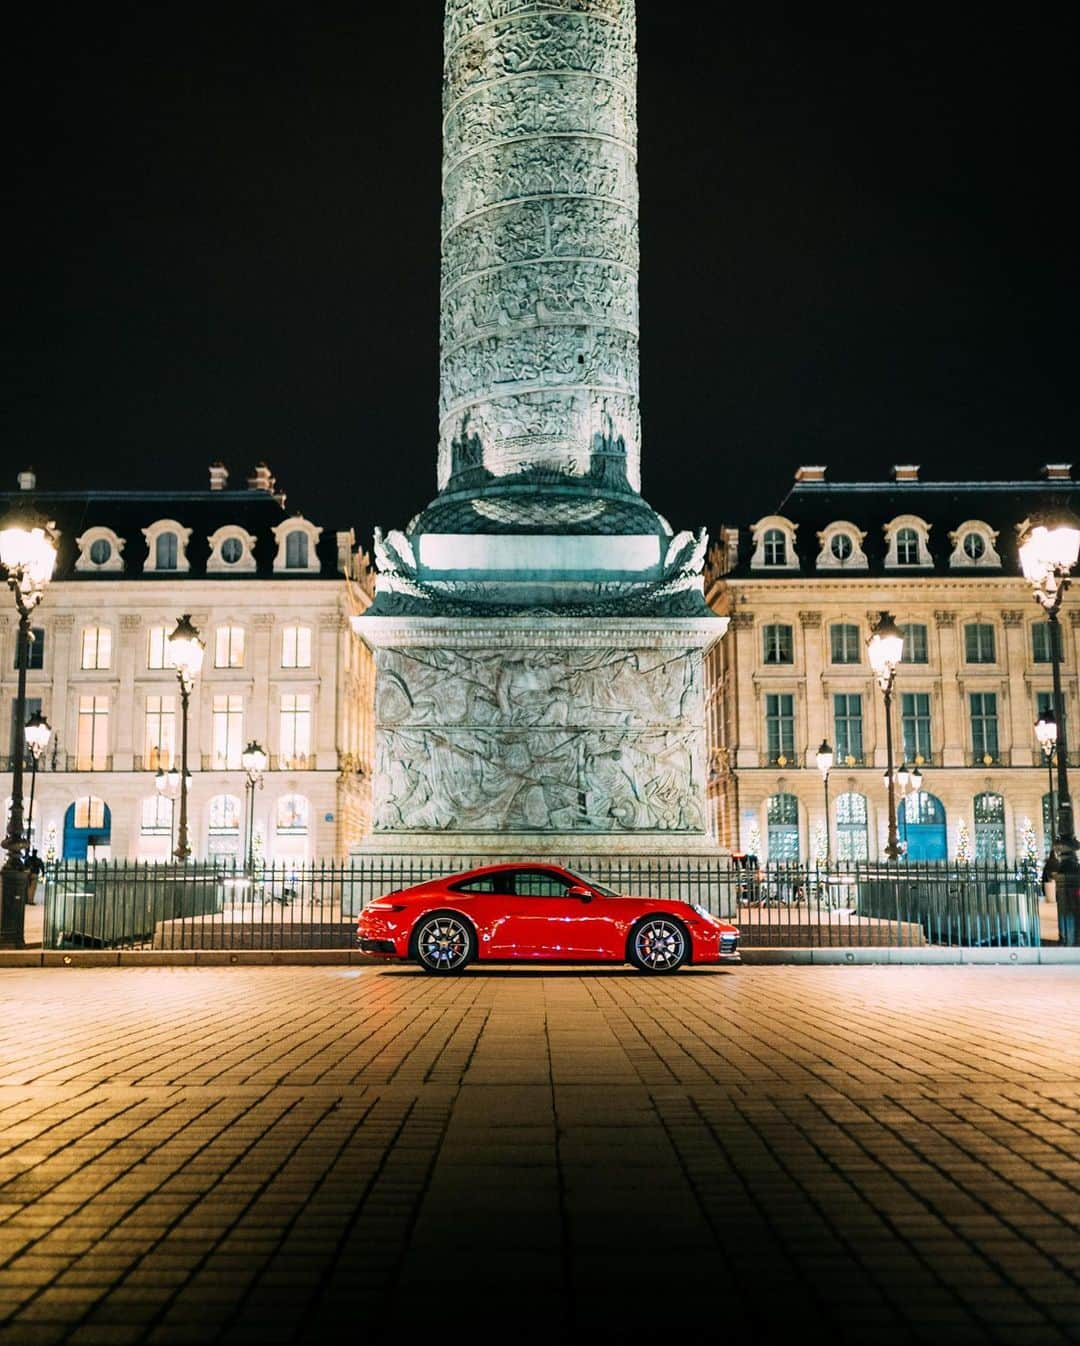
[40,856,1044,953]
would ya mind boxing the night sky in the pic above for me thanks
[10,2,1075,549]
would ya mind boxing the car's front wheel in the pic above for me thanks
[411,912,475,974]
[628,916,689,973]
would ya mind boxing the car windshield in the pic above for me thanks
[567,871,620,898]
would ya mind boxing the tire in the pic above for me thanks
[411,911,475,974]
[628,916,689,974]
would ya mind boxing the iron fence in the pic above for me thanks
[40,855,1045,952]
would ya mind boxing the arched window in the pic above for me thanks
[276,794,309,833]
[140,796,173,836]
[974,792,1006,862]
[285,531,309,568]
[208,794,241,833]
[766,793,799,861]
[763,529,787,566]
[835,792,869,861]
[898,792,947,861]
[63,797,111,859]
[155,532,178,570]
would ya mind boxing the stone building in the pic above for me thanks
[0,465,374,862]
[705,464,1079,865]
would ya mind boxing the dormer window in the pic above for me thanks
[764,530,786,565]
[896,528,918,565]
[207,527,257,574]
[948,520,1001,570]
[750,517,799,571]
[272,516,323,574]
[883,515,932,569]
[142,520,192,574]
[75,527,125,573]
[816,521,869,571]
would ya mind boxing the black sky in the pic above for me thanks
[10,2,1076,548]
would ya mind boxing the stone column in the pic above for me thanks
[799,611,824,766]
[315,615,341,770]
[730,613,757,770]
[113,614,141,771]
[935,611,964,766]
[1002,609,1032,766]
[440,0,640,489]
[50,615,75,768]
[249,614,274,749]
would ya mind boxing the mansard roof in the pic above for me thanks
[722,470,1080,579]
[0,478,350,580]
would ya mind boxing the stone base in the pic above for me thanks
[350,831,729,862]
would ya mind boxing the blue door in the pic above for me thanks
[63,798,111,859]
[898,792,947,861]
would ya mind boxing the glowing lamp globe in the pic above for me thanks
[167,615,205,679]
[866,612,904,678]
[24,711,52,756]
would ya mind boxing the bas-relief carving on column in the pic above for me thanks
[372,644,705,833]
[439,0,641,492]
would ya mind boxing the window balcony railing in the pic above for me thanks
[760,752,801,769]
[67,754,112,772]
[970,751,1003,767]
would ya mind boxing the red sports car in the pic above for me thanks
[355,863,740,974]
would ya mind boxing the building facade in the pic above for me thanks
[705,465,1079,866]
[1,465,374,863]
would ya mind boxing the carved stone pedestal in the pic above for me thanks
[351,615,726,865]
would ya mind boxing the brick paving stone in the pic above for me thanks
[0,965,1077,1343]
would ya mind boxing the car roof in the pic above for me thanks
[449,862,570,880]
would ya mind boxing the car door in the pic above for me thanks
[488,867,607,959]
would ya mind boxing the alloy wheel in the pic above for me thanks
[633,919,687,972]
[415,916,472,972]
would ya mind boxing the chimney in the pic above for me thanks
[247,461,276,493]
[893,464,920,482]
[794,465,826,483]
[208,462,228,491]
[17,468,36,491]
[1043,463,1072,481]
[336,529,355,578]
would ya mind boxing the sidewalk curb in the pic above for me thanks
[2,947,1079,968]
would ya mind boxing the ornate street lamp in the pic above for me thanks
[1035,708,1058,835]
[815,739,833,864]
[866,611,904,861]
[241,740,268,872]
[24,711,52,852]
[0,506,57,946]
[1019,508,1080,943]
[166,615,204,862]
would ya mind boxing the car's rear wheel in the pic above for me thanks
[628,916,689,973]
[411,912,474,974]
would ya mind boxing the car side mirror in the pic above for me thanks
[568,885,593,902]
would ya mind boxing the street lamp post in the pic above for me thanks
[815,739,834,864]
[24,711,52,852]
[155,767,185,857]
[166,616,204,862]
[1035,709,1058,837]
[1020,510,1080,944]
[0,507,57,946]
[867,612,905,861]
[241,741,268,872]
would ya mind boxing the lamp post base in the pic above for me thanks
[0,868,29,949]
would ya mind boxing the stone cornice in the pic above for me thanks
[354,614,728,651]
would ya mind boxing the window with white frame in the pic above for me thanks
[281,624,312,669]
[140,795,173,835]
[75,527,125,573]
[276,793,309,833]
[884,516,932,569]
[76,695,109,770]
[815,522,869,571]
[763,529,787,566]
[81,626,112,670]
[146,625,175,670]
[214,626,245,669]
[144,695,175,770]
[279,694,312,767]
[212,695,244,769]
[142,520,191,574]
[896,528,919,565]
[272,517,322,573]
[948,520,1001,570]
[750,518,799,570]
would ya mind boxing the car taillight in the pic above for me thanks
[366,902,406,913]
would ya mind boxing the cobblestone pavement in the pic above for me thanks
[0,965,1077,1345]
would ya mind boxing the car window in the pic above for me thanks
[450,877,497,893]
[511,869,575,897]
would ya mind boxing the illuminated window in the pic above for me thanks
[14,627,45,671]
[276,794,309,833]
[835,792,869,861]
[146,626,175,670]
[763,529,787,566]
[76,697,109,770]
[155,533,178,569]
[74,796,107,829]
[81,626,112,670]
[140,795,173,835]
[764,694,795,766]
[974,792,1006,861]
[766,793,800,861]
[279,694,311,768]
[212,695,244,769]
[214,626,245,669]
[144,695,175,769]
[208,794,241,832]
[281,624,312,669]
